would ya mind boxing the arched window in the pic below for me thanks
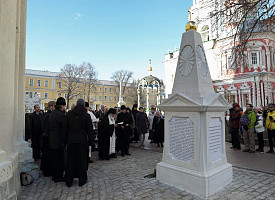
[201,25,209,42]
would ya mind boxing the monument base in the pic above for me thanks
[156,162,232,198]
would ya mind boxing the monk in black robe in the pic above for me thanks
[64,99,93,187]
[49,98,66,182]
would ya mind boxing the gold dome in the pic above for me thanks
[185,21,197,32]
[148,66,152,71]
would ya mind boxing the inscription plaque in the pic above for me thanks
[169,117,194,162]
[209,117,222,162]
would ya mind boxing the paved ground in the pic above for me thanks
[19,143,275,200]
[131,136,275,175]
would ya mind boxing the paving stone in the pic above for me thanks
[18,147,275,200]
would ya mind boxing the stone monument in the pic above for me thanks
[156,22,232,198]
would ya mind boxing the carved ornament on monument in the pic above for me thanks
[196,45,208,77]
[178,45,195,77]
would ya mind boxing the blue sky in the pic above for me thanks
[26,0,192,81]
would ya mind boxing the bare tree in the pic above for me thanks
[58,64,85,109]
[111,70,133,100]
[80,62,98,103]
[210,0,274,55]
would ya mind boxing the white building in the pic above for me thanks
[164,0,275,108]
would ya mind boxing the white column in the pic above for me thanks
[264,80,269,105]
[252,81,256,106]
[234,92,237,103]
[157,89,161,106]
[261,80,265,106]
[146,87,149,112]
[255,77,261,106]
[137,89,140,108]
[267,50,271,72]
[238,89,241,106]
[248,92,252,104]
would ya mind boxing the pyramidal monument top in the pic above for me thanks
[171,29,215,103]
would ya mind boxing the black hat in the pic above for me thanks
[121,105,126,110]
[56,97,66,106]
[139,106,144,110]
[108,108,117,114]
[85,102,89,108]
[77,99,85,106]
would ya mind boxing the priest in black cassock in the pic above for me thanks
[64,99,93,187]
[98,108,117,160]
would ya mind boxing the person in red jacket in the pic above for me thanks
[230,104,242,150]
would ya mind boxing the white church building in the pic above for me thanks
[164,0,275,108]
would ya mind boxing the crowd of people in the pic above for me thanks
[25,99,165,187]
[229,103,275,154]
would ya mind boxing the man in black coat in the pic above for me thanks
[131,104,139,143]
[30,104,44,160]
[64,99,94,187]
[49,98,66,182]
[116,105,133,156]
[41,101,55,177]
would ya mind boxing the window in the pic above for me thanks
[109,88,112,92]
[94,95,97,100]
[251,52,258,65]
[105,88,107,92]
[114,88,116,92]
[29,92,33,98]
[128,89,130,93]
[29,79,34,86]
[100,87,102,91]
[99,96,102,100]
[45,93,48,99]
[94,87,97,91]
[58,82,62,88]
[65,94,68,99]
[58,93,61,98]
[104,96,107,101]
[109,96,112,101]
[114,96,117,101]
[37,80,41,87]
[45,80,48,87]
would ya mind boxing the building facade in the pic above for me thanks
[164,0,275,108]
[25,69,139,111]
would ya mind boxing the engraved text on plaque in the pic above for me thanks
[209,117,222,162]
[169,117,194,162]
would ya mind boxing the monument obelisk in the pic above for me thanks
[156,22,232,198]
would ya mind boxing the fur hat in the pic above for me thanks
[121,105,126,110]
[56,97,66,106]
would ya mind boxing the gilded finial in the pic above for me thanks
[185,21,197,32]
[148,59,152,72]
